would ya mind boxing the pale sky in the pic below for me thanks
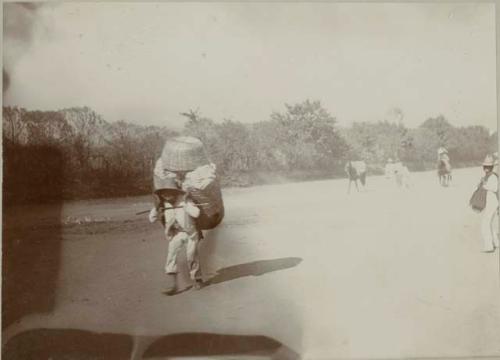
[3,2,497,131]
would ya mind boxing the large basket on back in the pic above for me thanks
[161,136,210,171]
[157,137,224,230]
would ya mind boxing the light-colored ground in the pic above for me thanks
[3,167,500,359]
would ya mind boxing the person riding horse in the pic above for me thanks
[437,147,452,186]
[345,160,366,193]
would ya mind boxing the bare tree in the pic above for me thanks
[2,106,28,144]
[62,107,106,169]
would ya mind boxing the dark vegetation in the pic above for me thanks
[3,102,497,204]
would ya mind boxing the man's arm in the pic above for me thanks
[184,198,201,218]
[484,174,498,193]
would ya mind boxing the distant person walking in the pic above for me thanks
[479,155,499,253]
[395,162,411,189]
[393,160,404,188]
[384,158,395,181]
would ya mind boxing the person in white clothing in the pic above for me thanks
[384,158,395,180]
[393,161,404,187]
[437,147,449,161]
[480,155,499,252]
[400,164,411,189]
[437,148,452,186]
[149,177,203,294]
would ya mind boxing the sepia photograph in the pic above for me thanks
[2,1,499,359]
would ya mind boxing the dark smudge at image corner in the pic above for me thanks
[3,329,301,360]
[3,2,41,50]
[2,143,65,328]
[3,1,49,97]
[3,69,10,93]
[2,2,66,329]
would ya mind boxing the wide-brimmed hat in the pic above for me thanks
[482,155,495,167]
[161,136,210,172]
[153,176,184,194]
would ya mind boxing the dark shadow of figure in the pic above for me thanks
[143,332,300,360]
[207,257,302,286]
[166,257,302,295]
[3,329,300,360]
[2,142,64,328]
[2,329,133,360]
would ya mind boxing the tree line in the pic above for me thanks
[3,102,497,204]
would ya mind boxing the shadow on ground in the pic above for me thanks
[207,257,302,286]
[3,329,300,360]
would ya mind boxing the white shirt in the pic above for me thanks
[483,172,498,193]
[483,172,499,209]
[385,163,395,177]
[150,197,200,233]
[163,198,200,232]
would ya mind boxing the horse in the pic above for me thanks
[345,161,366,193]
[437,159,452,187]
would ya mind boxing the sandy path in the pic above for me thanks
[3,167,500,359]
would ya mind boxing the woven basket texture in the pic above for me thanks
[161,136,210,171]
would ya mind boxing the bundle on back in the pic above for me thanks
[182,164,224,229]
[154,136,224,230]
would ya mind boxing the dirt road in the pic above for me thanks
[3,167,500,359]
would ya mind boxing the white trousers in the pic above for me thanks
[481,195,499,251]
[164,231,201,280]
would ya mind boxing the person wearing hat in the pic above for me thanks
[479,154,499,252]
[437,147,451,164]
[396,162,412,189]
[384,158,395,180]
[149,177,204,294]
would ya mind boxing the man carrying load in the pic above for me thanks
[149,177,203,294]
[149,136,225,295]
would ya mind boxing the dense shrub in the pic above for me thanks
[3,105,496,203]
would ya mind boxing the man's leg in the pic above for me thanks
[186,232,203,284]
[481,203,497,252]
[164,232,186,274]
[163,232,187,294]
[491,207,499,248]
